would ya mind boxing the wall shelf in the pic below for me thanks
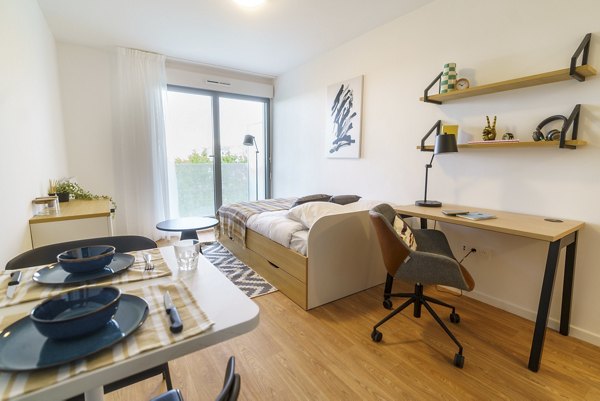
[418,35,591,151]
[419,65,596,104]
[421,33,594,104]
[417,139,587,151]
[419,104,584,151]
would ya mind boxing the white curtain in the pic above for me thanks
[113,48,170,239]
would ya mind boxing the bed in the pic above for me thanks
[216,197,387,309]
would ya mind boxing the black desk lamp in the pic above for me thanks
[243,134,259,200]
[415,121,458,207]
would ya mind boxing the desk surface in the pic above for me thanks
[395,204,584,242]
[5,247,259,401]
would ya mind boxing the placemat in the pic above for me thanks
[0,282,213,401]
[0,249,171,308]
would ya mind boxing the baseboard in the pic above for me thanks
[466,290,600,347]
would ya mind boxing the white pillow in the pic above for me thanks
[287,201,345,229]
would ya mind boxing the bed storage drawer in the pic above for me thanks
[219,232,308,309]
[246,229,307,282]
[248,250,307,309]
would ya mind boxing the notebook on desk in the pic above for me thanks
[456,212,497,221]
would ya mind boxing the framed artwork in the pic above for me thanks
[326,75,363,158]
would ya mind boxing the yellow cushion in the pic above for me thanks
[393,216,417,250]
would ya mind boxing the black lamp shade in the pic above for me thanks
[243,134,255,146]
[434,133,458,154]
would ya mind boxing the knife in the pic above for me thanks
[6,271,22,299]
[163,291,183,333]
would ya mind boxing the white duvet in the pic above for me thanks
[246,210,307,253]
[245,199,390,256]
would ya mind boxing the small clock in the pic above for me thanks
[456,78,470,90]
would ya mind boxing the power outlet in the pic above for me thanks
[461,244,475,252]
[461,243,492,261]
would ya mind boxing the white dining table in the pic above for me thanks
[2,246,260,401]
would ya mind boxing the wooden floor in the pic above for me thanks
[106,274,600,401]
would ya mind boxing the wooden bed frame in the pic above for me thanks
[219,210,387,309]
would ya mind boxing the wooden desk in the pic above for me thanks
[395,204,584,372]
[4,247,259,401]
[29,199,114,248]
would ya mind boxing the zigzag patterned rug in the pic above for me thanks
[202,242,277,299]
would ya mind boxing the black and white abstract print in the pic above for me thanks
[327,75,363,158]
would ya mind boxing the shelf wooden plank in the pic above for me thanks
[420,65,597,103]
[417,139,587,151]
[29,199,112,224]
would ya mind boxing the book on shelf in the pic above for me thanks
[467,139,520,144]
[456,212,497,221]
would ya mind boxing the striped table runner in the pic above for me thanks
[0,249,171,308]
[0,282,213,401]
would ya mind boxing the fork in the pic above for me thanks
[143,252,154,271]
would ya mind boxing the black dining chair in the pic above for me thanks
[4,235,173,400]
[5,235,157,270]
[150,356,240,401]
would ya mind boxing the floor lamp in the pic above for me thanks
[415,121,458,207]
[243,134,259,200]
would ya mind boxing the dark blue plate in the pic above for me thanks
[0,294,148,371]
[33,253,135,285]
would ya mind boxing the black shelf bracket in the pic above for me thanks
[423,71,443,104]
[420,120,442,152]
[570,33,592,81]
[559,104,581,149]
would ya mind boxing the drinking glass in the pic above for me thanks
[173,240,201,271]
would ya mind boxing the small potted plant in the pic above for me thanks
[53,180,78,202]
[51,178,115,210]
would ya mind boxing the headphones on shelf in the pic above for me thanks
[532,115,567,142]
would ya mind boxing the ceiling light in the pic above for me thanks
[233,0,266,8]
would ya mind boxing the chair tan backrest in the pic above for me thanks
[369,210,410,277]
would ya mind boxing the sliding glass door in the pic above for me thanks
[165,86,269,217]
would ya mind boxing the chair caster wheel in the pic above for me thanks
[454,353,464,368]
[383,299,393,310]
[450,312,460,323]
[371,329,383,342]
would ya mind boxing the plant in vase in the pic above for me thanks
[52,179,116,210]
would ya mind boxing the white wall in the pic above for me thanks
[0,0,68,266]
[273,0,600,345]
[57,43,115,198]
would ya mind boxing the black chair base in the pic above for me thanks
[105,362,173,393]
[65,362,172,401]
[372,280,465,368]
[151,389,184,401]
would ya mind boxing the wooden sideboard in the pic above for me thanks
[29,199,114,248]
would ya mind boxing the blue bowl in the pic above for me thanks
[57,245,116,274]
[30,286,121,340]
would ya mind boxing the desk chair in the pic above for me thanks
[369,204,475,368]
[5,235,173,399]
[151,356,241,401]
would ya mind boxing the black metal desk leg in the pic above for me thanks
[528,240,561,372]
[560,231,578,335]
[420,217,427,229]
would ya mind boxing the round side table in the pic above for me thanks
[156,217,219,241]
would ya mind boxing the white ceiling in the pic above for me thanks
[37,0,433,77]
